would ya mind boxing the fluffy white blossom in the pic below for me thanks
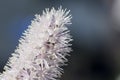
[0,7,72,80]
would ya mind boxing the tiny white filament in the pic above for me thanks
[0,7,72,80]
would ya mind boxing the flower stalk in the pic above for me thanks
[0,7,72,80]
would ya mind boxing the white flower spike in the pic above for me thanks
[0,7,72,80]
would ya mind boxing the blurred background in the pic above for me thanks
[1,0,120,80]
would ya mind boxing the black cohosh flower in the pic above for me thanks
[0,7,72,80]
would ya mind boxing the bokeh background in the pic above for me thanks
[1,0,120,80]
